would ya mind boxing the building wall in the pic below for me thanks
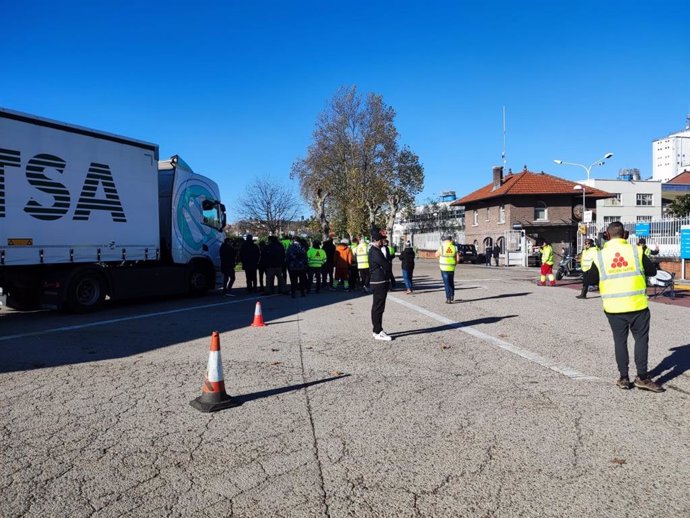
[653,129,690,183]
[588,179,662,223]
[463,196,578,256]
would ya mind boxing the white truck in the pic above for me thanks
[0,108,226,311]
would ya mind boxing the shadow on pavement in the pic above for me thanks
[460,292,531,303]
[648,344,690,385]
[232,374,351,404]
[390,315,518,338]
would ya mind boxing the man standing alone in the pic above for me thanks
[435,235,460,304]
[369,229,392,341]
[583,222,663,392]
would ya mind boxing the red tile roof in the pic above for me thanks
[666,170,690,184]
[452,170,613,205]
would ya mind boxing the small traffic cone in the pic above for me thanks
[190,331,241,413]
[250,301,266,327]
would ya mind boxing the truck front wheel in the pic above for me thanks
[188,265,210,295]
[66,271,105,312]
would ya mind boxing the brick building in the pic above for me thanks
[452,166,613,261]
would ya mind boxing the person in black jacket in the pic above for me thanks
[264,235,287,295]
[398,241,416,294]
[220,237,237,297]
[322,233,336,290]
[239,234,260,293]
[369,229,392,341]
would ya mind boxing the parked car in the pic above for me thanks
[457,244,481,264]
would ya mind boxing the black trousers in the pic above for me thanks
[288,269,308,296]
[359,268,370,289]
[308,267,322,292]
[223,270,236,292]
[371,282,389,334]
[244,267,257,291]
[605,308,650,379]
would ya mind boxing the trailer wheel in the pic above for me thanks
[66,271,105,312]
[188,265,210,295]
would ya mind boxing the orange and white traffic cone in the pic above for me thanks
[250,301,266,327]
[189,331,241,413]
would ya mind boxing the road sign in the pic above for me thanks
[635,222,650,237]
[583,210,593,223]
[681,225,690,260]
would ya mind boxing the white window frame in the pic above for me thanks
[473,210,478,226]
[534,202,548,221]
[636,193,653,206]
[499,204,505,224]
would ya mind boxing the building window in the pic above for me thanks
[636,193,653,206]
[603,216,620,226]
[473,210,478,226]
[499,204,505,223]
[486,207,490,221]
[603,193,622,207]
[637,215,652,222]
[534,202,548,221]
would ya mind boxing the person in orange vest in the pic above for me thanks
[435,235,460,304]
[333,239,353,290]
[583,221,663,392]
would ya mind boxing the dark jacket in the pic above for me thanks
[322,239,336,267]
[399,247,416,271]
[368,245,390,284]
[239,238,260,268]
[264,240,286,269]
[286,242,308,271]
[220,242,236,275]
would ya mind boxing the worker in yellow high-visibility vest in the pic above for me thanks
[355,237,371,293]
[576,238,598,299]
[583,221,663,392]
[537,239,556,286]
[306,239,327,293]
[435,236,460,304]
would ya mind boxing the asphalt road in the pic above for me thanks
[1,261,689,517]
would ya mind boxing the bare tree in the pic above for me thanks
[236,176,300,235]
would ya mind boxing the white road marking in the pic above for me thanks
[390,295,600,382]
[0,297,257,343]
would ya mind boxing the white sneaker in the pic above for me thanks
[373,331,392,341]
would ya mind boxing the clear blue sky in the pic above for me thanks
[4,1,689,222]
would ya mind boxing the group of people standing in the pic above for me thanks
[220,233,419,300]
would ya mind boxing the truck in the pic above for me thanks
[0,108,226,312]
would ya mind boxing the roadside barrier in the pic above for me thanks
[189,331,241,412]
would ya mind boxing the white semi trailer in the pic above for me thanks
[0,108,226,311]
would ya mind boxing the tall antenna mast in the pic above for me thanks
[502,106,507,170]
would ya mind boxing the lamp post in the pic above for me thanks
[553,152,614,183]
[573,184,586,251]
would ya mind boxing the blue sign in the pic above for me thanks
[681,226,690,260]
[635,222,650,237]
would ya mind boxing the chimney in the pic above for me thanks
[492,166,504,191]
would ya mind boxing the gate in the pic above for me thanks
[504,229,527,266]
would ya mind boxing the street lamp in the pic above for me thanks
[573,184,586,251]
[553,152,614,182]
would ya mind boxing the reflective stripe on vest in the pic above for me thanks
[595,241,648,313]
[438,242,457,271]
[307,248,325,268]
[356,243,369,268]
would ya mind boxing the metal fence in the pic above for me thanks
[582,216,690,257]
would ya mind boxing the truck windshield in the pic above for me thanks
[202,201,224,231]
